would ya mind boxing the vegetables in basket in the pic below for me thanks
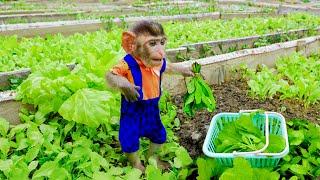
[214,112,285,153]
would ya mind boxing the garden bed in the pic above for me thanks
[0,26,316,89]
[0,12,278,37]
[173,78,320,158]
[0,8,146,24]
[167,27,320,62]
[278,4,320,15]
[218,0,320,15]
[0,0,131,12]
[1,13,318,87]
[0,10,54,15]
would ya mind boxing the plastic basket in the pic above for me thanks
[202,110,289,168]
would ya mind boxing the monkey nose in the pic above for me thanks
[158,50,165,58]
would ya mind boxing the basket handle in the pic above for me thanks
[232,109,270,156]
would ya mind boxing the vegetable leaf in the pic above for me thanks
[58,89,118,127]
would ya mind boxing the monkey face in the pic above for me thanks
[135,34,167,68]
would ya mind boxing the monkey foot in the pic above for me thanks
[156,158,171,170]
[133,162,146,173]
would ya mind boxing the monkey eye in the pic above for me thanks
[160,39,166,45]
[149,40,156,47]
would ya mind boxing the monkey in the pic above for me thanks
[106,20,193,172]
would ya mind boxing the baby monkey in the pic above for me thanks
[106,20,193,172]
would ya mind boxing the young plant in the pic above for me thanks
[199,44,215,58]
[220,157,280,180]
[183,62,216,116]
[278,119,320,179]
[246,65,281,100]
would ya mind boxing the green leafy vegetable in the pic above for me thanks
[0,118,10,137]
[173,147,193,168]
[58,89,118,128]
[196,157,225,180]
[145,164,175,180]
[279,119,320,179]
[183,62,216,116]
[243,53,320,107]
[214,112,285,153]
[220,157,280,180]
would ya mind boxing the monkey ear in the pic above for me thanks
[122,31,136,54]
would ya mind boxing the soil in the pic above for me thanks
[173,78,320,158]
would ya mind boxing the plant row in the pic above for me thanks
[0,13,319,73]
[1,4,218,25]
[243,53,320,107]
[174,28,317,62]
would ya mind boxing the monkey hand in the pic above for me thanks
[181,66,194,77]
[119,81,141,102]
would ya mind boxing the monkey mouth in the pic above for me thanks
[152,59,162,62]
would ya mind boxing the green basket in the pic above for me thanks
[202,110,289,168]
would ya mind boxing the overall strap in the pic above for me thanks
[123,54,143,100]
[159,58,166,96]
[160,58,166,74]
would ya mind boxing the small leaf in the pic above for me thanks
[195,82,202,105]
[8,124,29,139]
[289,164,309,175]
[0,118,9,137]
[16,138,28,151]
[289,176,299,180]
[145,165,163,180]
[184,93,195,106]
[283,155,291,162]
[291,156,302,164]
[288,130,304,146]
[0,138,10,157]
[192,62,201,73]
[28,161,39,172]
[174,147,193,168]
[25,145,41,163]
[178,168,189,180]
[0,159,13,173]
[123,168,142,179]
[187,79,195,94]
[64,121,75,135]
[49,167,71,180]
[8,161,29,180]
[93,171,113,180]
[300,148,309,158]
[196,158,214,180]
[32,161,59,178]
[107,166,123,176]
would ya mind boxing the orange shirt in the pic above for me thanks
[111,58,164,100]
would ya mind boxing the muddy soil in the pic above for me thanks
[174,78,320,158]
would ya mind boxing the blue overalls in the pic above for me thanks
[119,54,167,153]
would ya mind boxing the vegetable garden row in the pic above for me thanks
[1,13,320,91]
[0,46,319,180]
[0,11,281,37]
[0,13,319,73]
[0,6,319,179]
[0,0,144,12]
[0,3,217,25]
